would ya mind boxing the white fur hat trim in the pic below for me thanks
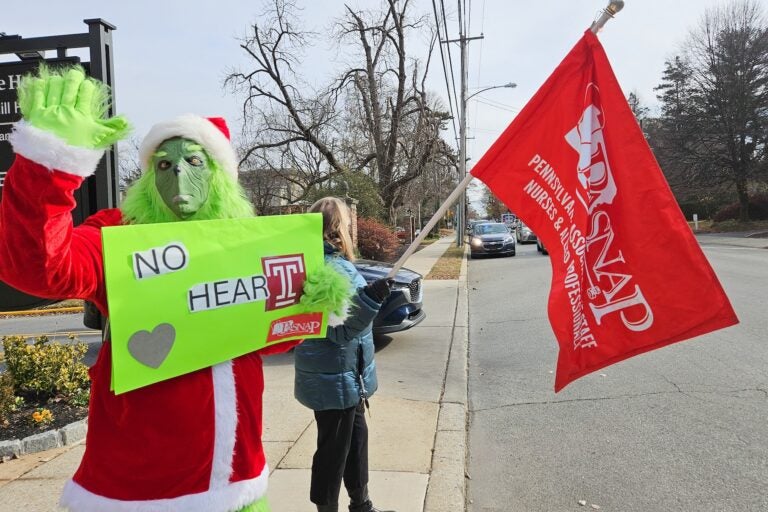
[138,114,238,180]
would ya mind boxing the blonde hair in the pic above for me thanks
[309,197,355,261]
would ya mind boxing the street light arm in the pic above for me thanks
[466,82,517,102]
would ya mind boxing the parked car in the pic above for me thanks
[353,259,426,335]
[536,239,548,255]
[469,222,516,259]
[466,219,485,235]
[516,222,538,243]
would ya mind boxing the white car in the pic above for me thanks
[516,223,538,243]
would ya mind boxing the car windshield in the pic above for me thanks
[474,224,508,235]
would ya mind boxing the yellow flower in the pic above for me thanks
[31,408,53,424]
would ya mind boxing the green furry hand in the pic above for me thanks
[300,262,353,321]
[18,66,129,149]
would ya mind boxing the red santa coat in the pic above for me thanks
[0,122,295,512]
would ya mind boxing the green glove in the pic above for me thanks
[299,261,353,319]
[17,66,130,149]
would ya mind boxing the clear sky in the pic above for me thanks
[2,0,740,195]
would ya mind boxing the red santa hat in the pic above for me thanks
[139,114,238,180]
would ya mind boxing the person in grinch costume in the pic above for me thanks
[0,66,350,512]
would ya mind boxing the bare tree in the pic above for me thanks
[225,1,345,202]
[654,0,768,221]
[400,132,458,229]
[226,0,452,222]
[335,1,448,220]
[480,185,506,221]
[117,137,143,192]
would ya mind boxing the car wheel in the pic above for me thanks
[509,251,515,257]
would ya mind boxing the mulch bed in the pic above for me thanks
[2,397,87,442]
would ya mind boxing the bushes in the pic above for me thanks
[2,335,90,402]
[356,217,400,261]
[678,199,721,221]
[712,194,768,222]
[0,373,16,424]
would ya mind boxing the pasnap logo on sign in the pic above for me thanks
[267,313,323,342]
[262,254,306,311]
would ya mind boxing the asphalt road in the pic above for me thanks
[0,312,102,367]
[466,238,767,512]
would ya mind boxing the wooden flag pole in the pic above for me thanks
[386,172,474,278]
[387,0,625,279]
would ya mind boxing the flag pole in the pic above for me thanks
[386,0,625,279]
[590,0,624,33]
[386,172,474,278]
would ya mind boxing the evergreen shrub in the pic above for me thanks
[2,335,90,401]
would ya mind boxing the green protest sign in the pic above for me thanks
[102,214,325,394]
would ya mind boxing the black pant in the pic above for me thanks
[310,402,369,506]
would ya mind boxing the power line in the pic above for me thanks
[472,95,521,112]
[472,98,519,114]
[440,0,461,132]
[431,0,459,145]
[441,0,484,246]
[470,0,486,166]
[471,126,508,133]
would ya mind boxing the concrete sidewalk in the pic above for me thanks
[0,236,469,512]
[695,232,768,249]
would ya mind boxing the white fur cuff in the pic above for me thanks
[327,301,352,327]
[9,121,105,177]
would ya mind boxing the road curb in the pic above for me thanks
[424,242,469,512]
[0,307,84,318]
[0,418,87,461]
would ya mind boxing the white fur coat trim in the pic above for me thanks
[59,360,257,512]
[59,467,268,512]
[210,360,238,489]
[9,121,104,177]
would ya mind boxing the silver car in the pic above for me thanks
[469,222,516,259]
[516,222,538,243]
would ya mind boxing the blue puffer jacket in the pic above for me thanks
[294,243,382,411]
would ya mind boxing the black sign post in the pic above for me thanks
[0,19,118,311]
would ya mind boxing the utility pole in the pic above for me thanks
[388,0,621,278]
[445,31,483,247]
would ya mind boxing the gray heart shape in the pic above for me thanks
[127,323,176,369]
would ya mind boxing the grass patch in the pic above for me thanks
[38,299,84,310]
[688,219,768,233]
[426,243,465,280]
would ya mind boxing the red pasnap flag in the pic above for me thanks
[470,30,738,392]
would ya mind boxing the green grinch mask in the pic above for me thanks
[153,137,213,219]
